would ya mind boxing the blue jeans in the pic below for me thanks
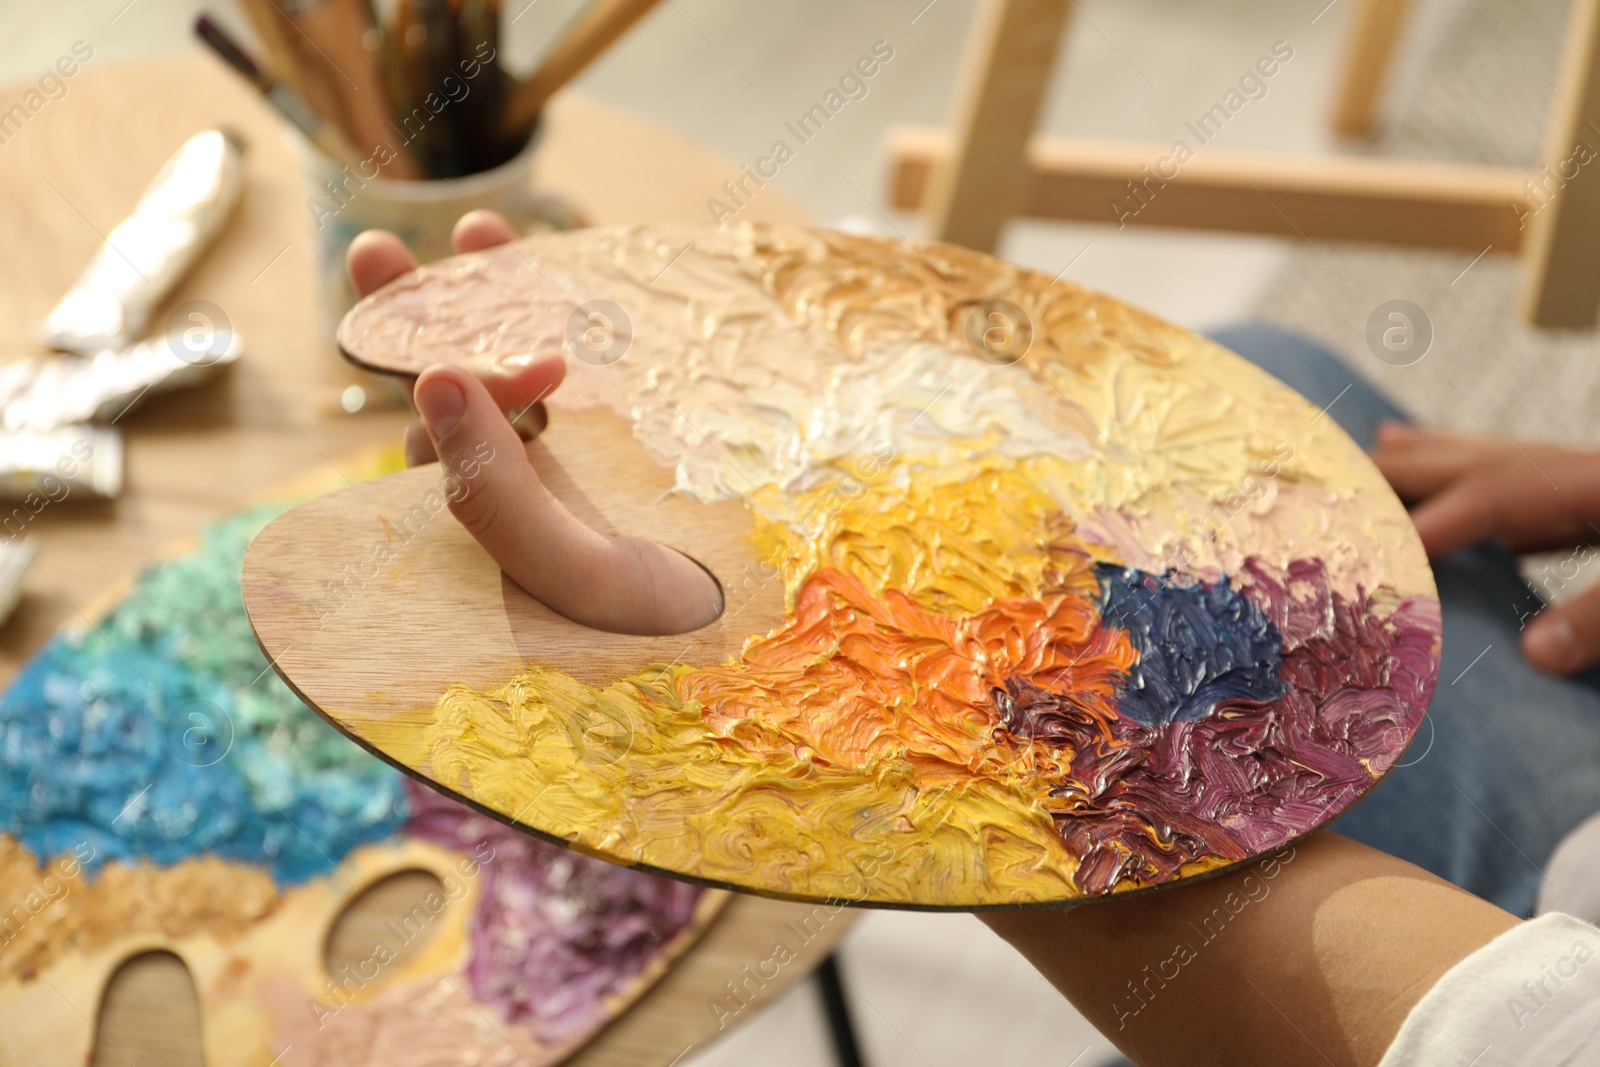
[1211,324,1600,917]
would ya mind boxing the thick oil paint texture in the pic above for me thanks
[1095,565,1286,727]
[404,781,706,1040]
[345,225,1441,906]
[0,506,407,883]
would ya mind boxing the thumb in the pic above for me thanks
[413,366,723,636]
[1523,584,1600,675]
[1406,476,1499,559]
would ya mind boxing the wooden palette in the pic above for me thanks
[0,449,729,1067]
[244,224,1441,910]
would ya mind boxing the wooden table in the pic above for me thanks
[0,55,848,1067]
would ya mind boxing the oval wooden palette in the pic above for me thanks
[0,447,728,1067]
[245,224,1440,910]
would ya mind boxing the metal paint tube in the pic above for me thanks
[41,129,245,355]
[0,426,122,500]
[0,328,242,432]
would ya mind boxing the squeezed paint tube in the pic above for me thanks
[0,326,242,432]
[41,128,245,355]
[0,425,123,501]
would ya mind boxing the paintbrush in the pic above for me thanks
[234,0,347,133]
[500,0,665,139]
[384,0,464,177]
[284,0,422,178]
[453,0,509,172]
[421,0,470,176]
[194,14,366,167]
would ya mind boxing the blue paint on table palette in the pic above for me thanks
[0,505,407,884]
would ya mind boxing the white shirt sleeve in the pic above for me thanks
[1379,913,1600,1066]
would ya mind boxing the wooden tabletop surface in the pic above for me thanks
[0,54,846,1067]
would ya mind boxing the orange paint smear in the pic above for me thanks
[682,564,1138,789]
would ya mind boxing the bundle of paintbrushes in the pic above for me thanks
[197,0,667,181]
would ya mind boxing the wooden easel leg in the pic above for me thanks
[1330,0,1419,139]
[1520,0,1600,328]
[926,0,1072,253]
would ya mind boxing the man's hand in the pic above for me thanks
[1372,421,1600,675]
[344,211,723,637]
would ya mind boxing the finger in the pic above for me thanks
[413,365,723,635]
[404,407,546,469]
[1373,420,1422,446]
[401,355,563,469]
[452,210,517,253]
[1371,434,1509,501]
[1418,455,1600,556]
[461,352,566,414]
[347,231,418,298]
[1405,476,1501,558]
[1524,583,1600,675]
[1372,423,1494,449]
[403,419,435,467]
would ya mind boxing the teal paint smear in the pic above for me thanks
[0,504,407,883]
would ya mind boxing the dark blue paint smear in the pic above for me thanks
[1095,564,1287,727]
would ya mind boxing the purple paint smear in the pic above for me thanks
[997,557,1438,895]
[403,781,705,1041]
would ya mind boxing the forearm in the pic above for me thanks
[980,832,1518,1067]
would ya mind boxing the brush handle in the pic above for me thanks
[293,0,423,178]
[194,12,367,167]
[236,0,346,129]
[194,13,266,86]
[501,0,664,135]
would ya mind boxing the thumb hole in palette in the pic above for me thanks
[323,869,449,981]
[92,951,204,1067]
[501,431,728,637]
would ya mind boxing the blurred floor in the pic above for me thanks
[0,1,1549,1065]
